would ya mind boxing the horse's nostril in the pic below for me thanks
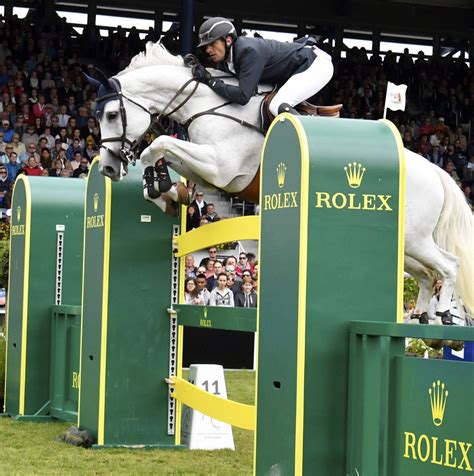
[104,165,116,176]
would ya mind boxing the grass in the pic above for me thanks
[0,371,255,475]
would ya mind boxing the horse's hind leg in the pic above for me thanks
[407,238,460,325]
[405,255,436,324]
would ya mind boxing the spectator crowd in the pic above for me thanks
[0,13,472,283]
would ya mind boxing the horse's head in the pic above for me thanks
[84,67,158,181]
[84,45,192,181]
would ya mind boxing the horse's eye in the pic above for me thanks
[106,111,118,121]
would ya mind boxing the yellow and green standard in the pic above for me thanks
[255,115,405,474]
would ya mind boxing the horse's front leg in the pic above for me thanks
[140,143,191,215]
[143,135,230,189]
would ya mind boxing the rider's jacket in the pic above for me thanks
[209,36,323,105]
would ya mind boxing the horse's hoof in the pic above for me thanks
[422,339,444,350]
[175,181,191,205]
[445,340,464,352]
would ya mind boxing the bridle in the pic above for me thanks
[96,76,200,168]
[96,72,262,169]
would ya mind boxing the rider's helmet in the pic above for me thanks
[198,17,237,47]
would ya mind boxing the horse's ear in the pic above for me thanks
[183,54,200,68]
[81,64,101,89]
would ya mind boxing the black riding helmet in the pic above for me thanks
[198,17,237,47]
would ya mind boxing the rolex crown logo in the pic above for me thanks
[276,162,287,189]
[16,206,21,222]
[203,307,208,319]
[429,380,448,427]
[344,162,366,188]
[93,193,99,212]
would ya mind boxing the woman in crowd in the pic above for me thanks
[184,277,203,305]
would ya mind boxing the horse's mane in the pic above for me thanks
[117,41,184,76]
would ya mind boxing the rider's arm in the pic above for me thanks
[208,45,266,105]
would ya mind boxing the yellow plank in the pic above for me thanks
[168,377,256,431]
[173,216,260,257]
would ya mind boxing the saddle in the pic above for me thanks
[260,91,343,134]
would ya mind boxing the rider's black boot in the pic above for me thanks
[278,103,300,115]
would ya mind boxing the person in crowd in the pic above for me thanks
[21,124,39,147]
[184,277,203,305]
[186,204,200,231]
[206,260,223,291]
[84,139,99,162]
[67,137,83,161]
[6,151,22,180]
[40,147,53,169]
[204,259,215,279]
[236,252,252,277]
[199,216,209,227]
[0,165,11,198]
[235,281,258,308]
[72,157,90,178]
[190,191,208,217]
[225,270,241,296]
[10,133,26,156]
[209,272,234,307]
[39,126,55,149]
[462,185,473,211]
[49,158,64,177]
[20,142,40,164]
[23,156,42,176]
[0,119,14,142]
[199,246,218,267]
[184,255,198,278]
[196,265,207,276]
[204,203,220,222]
[444,160,461,187]
[194,17,334,116]
[426,140,443,167]
[195,273,211,305]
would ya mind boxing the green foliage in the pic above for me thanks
[403,277,419,305]
[405,338,443,358]
[0,240,9,289]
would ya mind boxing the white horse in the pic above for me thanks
[87,42,474,331]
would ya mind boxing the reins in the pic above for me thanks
[96,71,263,167]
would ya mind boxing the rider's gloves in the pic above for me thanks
[192,64,211,85]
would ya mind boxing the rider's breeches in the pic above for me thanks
[269,50,334,116]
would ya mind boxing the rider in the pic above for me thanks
[192,17,334,116]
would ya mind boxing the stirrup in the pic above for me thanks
[436,310,453,326]
[411,312,429,324]
[278,103,300,115]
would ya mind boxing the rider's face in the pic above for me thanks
[205,38,228,63]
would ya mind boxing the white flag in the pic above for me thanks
[384,82,408,117]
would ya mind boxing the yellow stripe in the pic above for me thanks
[173,216,259,258]
[168,377,256,430]
[4,178,26,412]
[253,114,278,473]
[18,176,32,415]
[98,173,112,445]
[175,203,187,446]
[380,120,406,323]
[77,160,94,424]
[280,114,310,474]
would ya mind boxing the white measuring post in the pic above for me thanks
[180,364,235,450]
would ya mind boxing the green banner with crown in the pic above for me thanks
[394,359,474,474]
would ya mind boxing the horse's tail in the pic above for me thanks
[432,167,474,314]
